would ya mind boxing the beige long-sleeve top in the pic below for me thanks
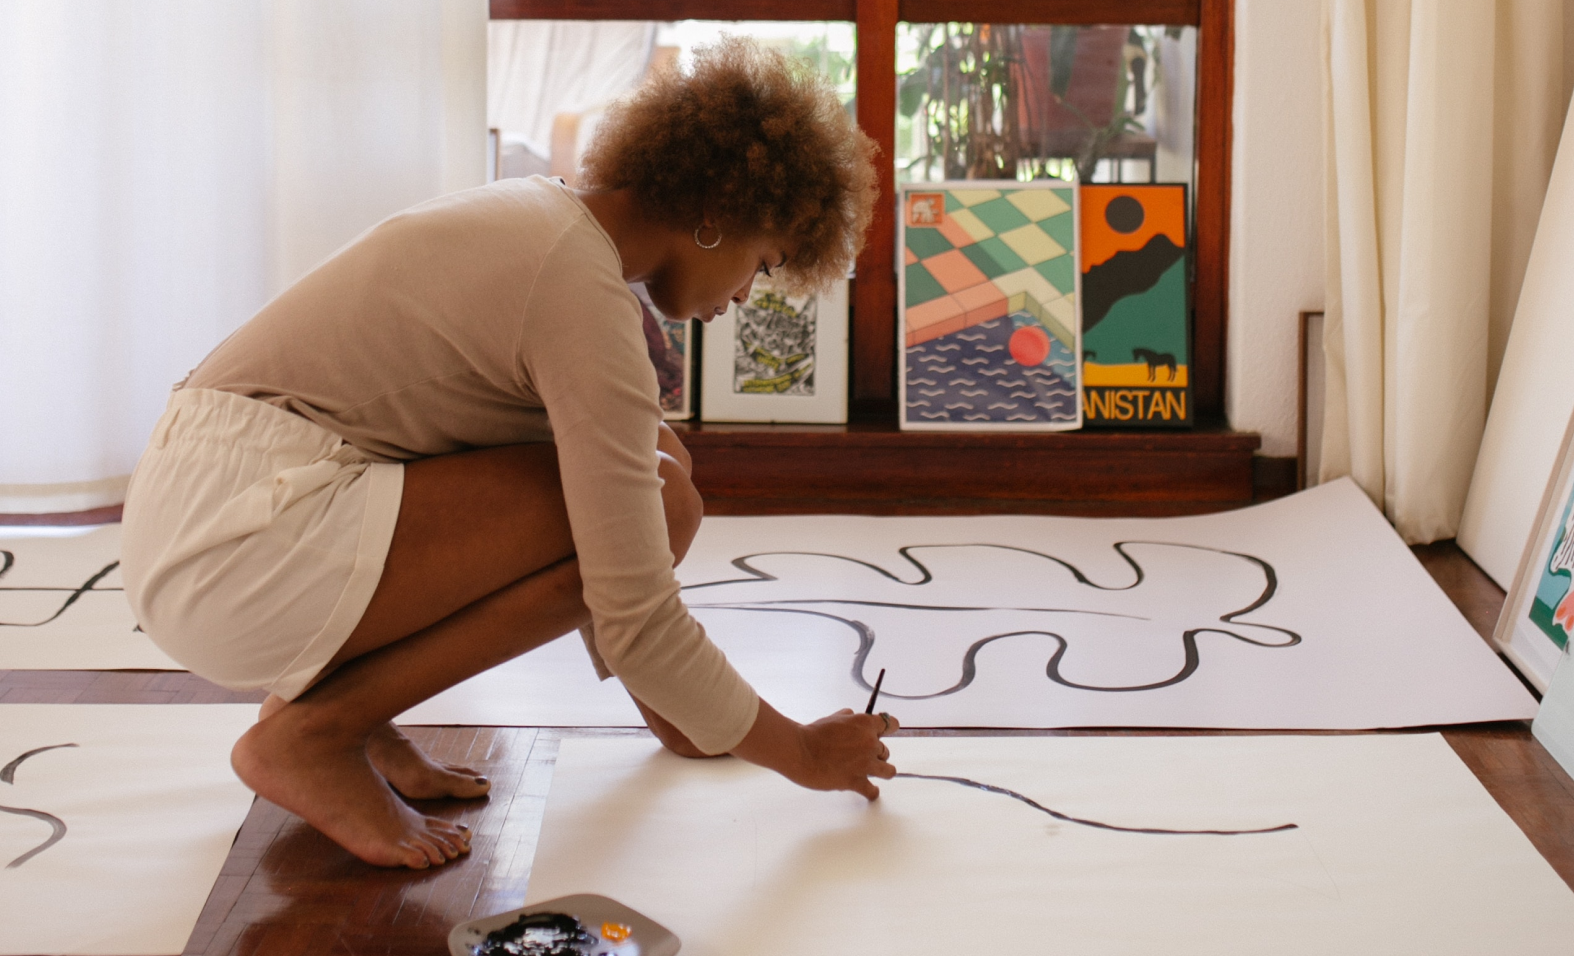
[187,176,760,755]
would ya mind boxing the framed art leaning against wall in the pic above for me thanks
[1495,406,1574,690]
[699,275,849,424]
[899,180,1082,431]
[631,282,695,420]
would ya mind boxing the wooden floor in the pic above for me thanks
[3,541,1573,955]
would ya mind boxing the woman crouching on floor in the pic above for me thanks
[119,37,895,870]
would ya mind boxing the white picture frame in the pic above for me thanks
[1493,405,1574,691]
[899,178,1083,431]
[699,276,848,424]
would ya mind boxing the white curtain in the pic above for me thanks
[1319,0,1566,543]
[0,0,486,514]
[487,19,654,161]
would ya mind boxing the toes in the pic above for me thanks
[416,837,446,866]
[426,820,471,860]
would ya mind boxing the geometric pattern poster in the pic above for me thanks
[899,180,1082,431]
[1079,184,1191,427]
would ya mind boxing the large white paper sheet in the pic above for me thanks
[528,735,1574,956]
[405,480,1536,729]
[0,704,258,956]
[400,634,642,726]
[0,525,177,669]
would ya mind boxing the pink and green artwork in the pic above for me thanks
[1529,494,1574,651]
[899,181,1081,431]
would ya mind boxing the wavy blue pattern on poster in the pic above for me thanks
[905,315,1076,424]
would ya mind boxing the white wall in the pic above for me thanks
[1226,0,1326,458]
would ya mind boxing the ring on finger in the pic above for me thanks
[879,712,892,734]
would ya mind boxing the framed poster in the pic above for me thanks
[630,282,694,420]
[1494,406,1574,690]
[1079,184,1192,427]
[699,276,848,424]
[899,180,1082,431]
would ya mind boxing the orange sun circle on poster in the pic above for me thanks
[1009,325,1051,366]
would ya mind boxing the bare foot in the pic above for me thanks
[367,723,490,800]
[232,713,471,869]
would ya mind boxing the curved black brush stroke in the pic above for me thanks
[0,551,13,577]
[683,542,1149,593]
[698,605,1296,697]
[684,541,1300,697]
[1,742,77,868]
[0,561,121,627]
[2,743,79,784]
[895,772,1297,836]
[0,805,68,868]
[701,597,1149,621]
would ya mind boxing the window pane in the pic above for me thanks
[487,19,855,185]
[896,23,1197,192]
[658,20,855,104]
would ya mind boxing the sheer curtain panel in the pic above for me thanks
[0,0,486,515]
[1318,0,1566,544]
[486,20,655,164]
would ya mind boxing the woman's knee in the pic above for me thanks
[656,422,692,474]
[658,452,703,564]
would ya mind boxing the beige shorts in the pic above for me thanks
[120,388,403,700]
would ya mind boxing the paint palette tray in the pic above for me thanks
[449,893,680,956]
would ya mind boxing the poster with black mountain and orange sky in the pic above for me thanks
[1079,185,1192,427]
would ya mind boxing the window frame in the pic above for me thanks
[489,0,1232,420]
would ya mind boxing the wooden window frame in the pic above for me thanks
[490,0,1232,422]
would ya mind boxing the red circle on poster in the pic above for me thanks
[1009,325,1051,366]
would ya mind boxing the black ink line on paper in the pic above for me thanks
[1,742,77,868]
[0,806,68,868]
[0,557,122,628]
[2,744,79,784]
[683,541,1301,696]
[895,772,1298,836]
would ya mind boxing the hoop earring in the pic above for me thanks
[694,224,722,250]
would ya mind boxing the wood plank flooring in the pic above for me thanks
[2,541,1571,955]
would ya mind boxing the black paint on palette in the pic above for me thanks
[1,743,77,868]
[895,772,1297,836]
[684,542,1299,696]
[906,317,1077,424]
[474,911,596,956]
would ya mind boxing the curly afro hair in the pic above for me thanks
[580,36,877,294]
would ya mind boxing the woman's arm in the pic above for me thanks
[633,691,898,799]
[730,700,897,800]
[631,693,711,758]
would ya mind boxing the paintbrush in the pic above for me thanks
[864,667,886,715]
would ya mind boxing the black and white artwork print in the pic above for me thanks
[0,705,256,956]
[731,287,818,397]
[403,480,1537,730]
[0,525,175,670]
